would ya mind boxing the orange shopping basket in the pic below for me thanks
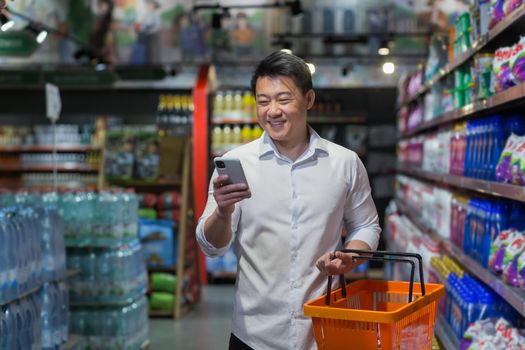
[304,250,445,350]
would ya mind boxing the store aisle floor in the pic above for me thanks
[149,285,235,349]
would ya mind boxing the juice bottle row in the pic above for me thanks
[211,124,264,156]
[213,90,256,123]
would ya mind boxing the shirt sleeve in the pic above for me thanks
[343,154,381,250]
[195,169,241,257]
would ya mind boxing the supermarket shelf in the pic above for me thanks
[401,82,525,137]
[108,178,181,189]
[395,199,525,316]
[147,266,177,273]
[69,289,147,308]
[66,269,81,279]
[0,145,101,153]
[398,3,525,109]
[211,116,367,125]
[435,314,459,350]
[0,286,40,307]
[0,163,99,172]
[211,119,258,125]
[149,309,174,317]
[307,116,367,124]
[398,165,525,203]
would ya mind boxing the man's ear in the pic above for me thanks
[306,89,315,110]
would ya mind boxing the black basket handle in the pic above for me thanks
[324,250,425,306]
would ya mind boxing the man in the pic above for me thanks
[196,51,381,350]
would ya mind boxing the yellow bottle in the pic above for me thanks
[241,124,252,144]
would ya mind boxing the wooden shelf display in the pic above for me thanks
[124,137,201,319]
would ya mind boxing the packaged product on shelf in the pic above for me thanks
[474,54,494,98]
[150,272,176,293]
[517,251,525,287]
[489,228,519,273]
[70,295,149,349]
[138,218,177,269]
[505,0,523,15]
[489,0,506,29]
[157,191,181,209]
[461,317,525,349]
[496,133,525,183]
[493,46,516,93]
[149,292,174,310]
[67,242,148,304]
[511,37,525,83]
[502,233,525,286]
[133,132,160,181]
[104,131,135,180]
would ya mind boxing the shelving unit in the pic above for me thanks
[395,199,525,316]
[401,82,525,137]
[434,315,459,350]
[398,165,525,202]
[110,136,201,319]
[398,3,525,110]
[0,143,104,189]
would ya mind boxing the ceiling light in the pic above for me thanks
[378,47,390,56]
[280,48,292,54]
[306,63,315,75]
[382,62,395,74]
[0,14,13,31]
[36,29,47,44]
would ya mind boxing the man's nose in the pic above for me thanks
[268,101,281,117]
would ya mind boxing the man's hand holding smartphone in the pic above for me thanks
[213,158,251,216]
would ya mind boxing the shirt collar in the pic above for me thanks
[258,125,329,159]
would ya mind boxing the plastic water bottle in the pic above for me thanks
[0,217,7,304]
[40,283,55,350]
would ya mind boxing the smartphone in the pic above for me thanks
[213,157,249,186]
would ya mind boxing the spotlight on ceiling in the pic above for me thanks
[0,13,14,31]
[382,62,395,74]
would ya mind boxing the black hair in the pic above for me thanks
[250,51,313,95]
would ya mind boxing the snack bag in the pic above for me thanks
[511,37,525,83]
[504,0,523,15]
[502,234,525,286]
[493,46,515,92]
[489,0,505,29]
[489,229,518,273]
[496,134,521,182]
[511,138,525,185]
[517,251,525,288]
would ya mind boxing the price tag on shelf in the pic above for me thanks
[45,83,62,122]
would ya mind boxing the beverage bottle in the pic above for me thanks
[224,91,233,121]
[40,283,54,350]
[241,124,252,144]
[4,303,17,349]
[232,125,242,148]
[213,92,224,123]
[29,293,41,350]
[0,304,7,349]
[0,214,7,304]
[212,126,223,155]
[242,91,254,122]
[13,301,26,350]
[233,90,243,121]
[223,126,232,153]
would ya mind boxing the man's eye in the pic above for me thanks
[258,101,269,106]
[279,99,291,104]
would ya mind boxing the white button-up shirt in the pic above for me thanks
[196,128,381,350]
